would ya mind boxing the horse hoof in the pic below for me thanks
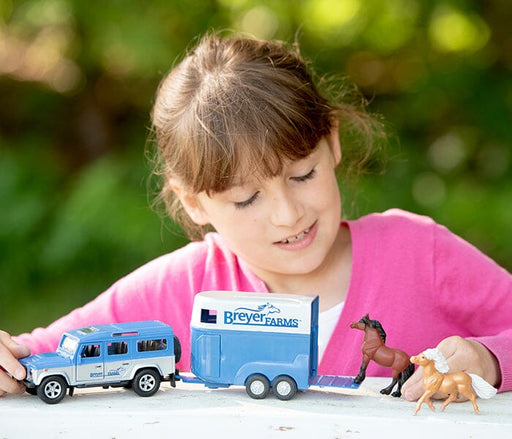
[391,391,401,398]
[380,388,391,395]
[353,376,364,384]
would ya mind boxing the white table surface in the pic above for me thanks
[0,377,510,438]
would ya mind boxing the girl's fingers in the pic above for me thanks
[0,330,31,396]
[402,368,424,401]
[437,336,499,386]
[0,370,26,395]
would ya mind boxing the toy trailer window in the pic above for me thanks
[81,344,101,358]
[107,341,128,355]
[137,339,167,352]
[201,308,217,324]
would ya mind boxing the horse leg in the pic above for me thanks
[354,358,369,384]
[391,372,403,397]
[458,387,480,414]
[391,375,405,397]
[380,374,398,395]
[382,365,403,396]
[468,394,480,414]
[440,393,458,412]
[414,390,436,415]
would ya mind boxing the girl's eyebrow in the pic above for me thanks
[229,172,267,189]
[224,178,251,190]
[224,150,319,191]
[215,179,255,196]
[229,178,248,188]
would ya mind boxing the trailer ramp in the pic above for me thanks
[310,375,360,389]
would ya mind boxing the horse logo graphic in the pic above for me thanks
[106,366,127,377]
[234,303,281,316]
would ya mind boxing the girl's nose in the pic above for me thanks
[270,188,303,227]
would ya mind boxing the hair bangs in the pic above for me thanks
[186,92,324,195]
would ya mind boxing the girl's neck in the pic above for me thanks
[259,224,352,312]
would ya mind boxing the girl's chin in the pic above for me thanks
[264,254,327,277]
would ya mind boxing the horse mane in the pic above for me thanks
[363,316,387,344]
[371,320,387,344]
[423,348,449,373]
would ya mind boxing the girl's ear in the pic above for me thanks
[325,119,341,166]
[170,182,210,226]
[326,120,342,166]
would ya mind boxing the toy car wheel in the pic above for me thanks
[273,375,297,401]
[173,335,182,363]
[37,376,67,404]
[132,369,161,397]
[245,374,270,399]
[25,386,37,395]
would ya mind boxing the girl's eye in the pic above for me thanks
[234,192,260,209]
[292,168,316,182]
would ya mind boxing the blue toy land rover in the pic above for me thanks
[20,321,181,404]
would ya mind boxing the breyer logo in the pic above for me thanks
[224,303,299,328]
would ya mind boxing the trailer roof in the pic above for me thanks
[195,291,318,304]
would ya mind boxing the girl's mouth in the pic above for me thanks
[278,226,312,244]
[274,221,317,249]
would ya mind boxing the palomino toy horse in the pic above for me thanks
[350,314,414,397]
[410,348,497,414]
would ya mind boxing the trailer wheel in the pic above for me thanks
[37,376,67,404]
[246,374,270,399]
[273,375,297,401]
[132,369,161,397]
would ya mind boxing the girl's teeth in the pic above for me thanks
[280,227,310,244]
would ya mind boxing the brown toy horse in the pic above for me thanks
[350,314,414,397]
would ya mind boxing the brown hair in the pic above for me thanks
[151,32,385,240]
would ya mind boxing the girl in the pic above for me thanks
[1,33,510,401]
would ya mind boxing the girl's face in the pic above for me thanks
[181,130,343,286]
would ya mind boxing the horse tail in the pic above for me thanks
[400,362,415,386]
[469,374,497,399]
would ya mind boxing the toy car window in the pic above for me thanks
[137,339,167,352]
[107,341,128,355]
[60,335,79,355]
[81,344,101,358]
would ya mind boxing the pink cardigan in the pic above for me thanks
[15,209,512,391]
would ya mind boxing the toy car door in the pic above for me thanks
[104,340,131,381]
[76,343,104,382]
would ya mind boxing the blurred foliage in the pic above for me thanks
[1,0,511,333]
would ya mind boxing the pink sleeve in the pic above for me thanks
[12,242,208,368]
[434,223,512,391]
[13,234,266,371]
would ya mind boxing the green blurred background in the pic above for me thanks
[1,0,511,334]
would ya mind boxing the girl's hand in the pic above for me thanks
[402,336,501,401]
[0,330,31,396]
